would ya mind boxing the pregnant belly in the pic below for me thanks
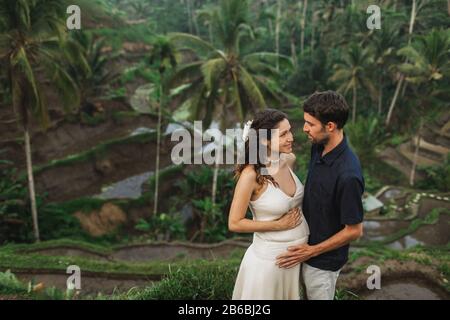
[255,219,310,242]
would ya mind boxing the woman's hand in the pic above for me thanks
[275,207,303,230]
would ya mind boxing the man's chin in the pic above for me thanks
[310,138,324,145]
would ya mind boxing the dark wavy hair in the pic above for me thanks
[303,91,350,129]
[234,109,288,186]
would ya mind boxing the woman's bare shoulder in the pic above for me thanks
[240,165,257,180]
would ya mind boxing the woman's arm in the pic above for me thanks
[228,167,301,233]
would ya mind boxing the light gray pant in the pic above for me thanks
[302,263,341,300]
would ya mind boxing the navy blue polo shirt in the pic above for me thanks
[302,135,364,271]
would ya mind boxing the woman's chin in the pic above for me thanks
[281,147,293,153]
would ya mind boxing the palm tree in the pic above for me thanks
[397,29,450,185]
[346,116,385,167]
[386,0,420,126]
[283,0,303,68]
[181,0,199,35]
[0,0,81,242]
[299,0,308,55]
[168,0,291,205]
[330,43,377,123]
[260,0,276,37]
[196,4,217,44]
[275,0,282,71]
[68,31,118,116]
[148,36,177,215]
[323,3,366,48]
[369,16,403,115]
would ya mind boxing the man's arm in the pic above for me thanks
[276,223,363,269]
[276,174,365,269]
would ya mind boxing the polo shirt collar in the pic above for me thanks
[317,134,348,166]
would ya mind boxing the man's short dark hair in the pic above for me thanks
[303,91,350,129]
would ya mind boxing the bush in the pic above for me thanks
[191,197,228,243]
[0,154,86,244]
[0,270,27,295]
[128,261,239,300]
[0,270,72,299]
[346,116,386,167]
[417,153,450,192]
[0,158,34,243]
[175,167,235,243]
[135,212,186,241]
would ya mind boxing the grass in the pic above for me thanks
[348,244,449,294]
[0,239,243,300]
[349,243,449,268]
[0,245,191,278]
[44,164,184,215]
[354,208,450,247]
[108,260,241,300]
[0,238,243,278]
[17,131,157,181]
[334,288,360,300]
[0,258,241,300]
[0,269,86,300]
[4,239,114,256]
[0,239,448,299]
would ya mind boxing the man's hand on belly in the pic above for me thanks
[275,244,319,269]
[276,223,363,269]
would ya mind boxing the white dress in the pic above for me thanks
[232,167,310,300]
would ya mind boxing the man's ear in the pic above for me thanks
[326,122,338,132]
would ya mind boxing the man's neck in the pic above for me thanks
[322,130,344,157]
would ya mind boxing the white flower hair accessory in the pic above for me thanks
[242,120,253,142]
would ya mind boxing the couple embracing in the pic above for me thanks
[228,91,365,300]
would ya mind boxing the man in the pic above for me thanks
[276,91,365,300]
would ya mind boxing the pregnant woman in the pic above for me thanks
[228,109,309,300]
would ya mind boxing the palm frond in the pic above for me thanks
[168,32,217,58]
[167,61,203,88]
[238,66,266,110]
[201,58,226,91]
[243,52,293,71]
[10,47,40,104]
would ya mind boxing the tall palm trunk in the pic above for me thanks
[208,23,213,44]
[24,128,40,242]
[386,75,404,125]
[212,160,220,206]
[300,0,308,55]
[193,10,200,36]
[386,0,416,126]
[352,85,357,123]
[153,83,163,215]
[263,0,274,36]
[268,19,274,37]
[311,2,316,55]
[378,74,383,115]
[409,118,423,186]
[185,0,194,34]
[275,0,282,71]
[290,28,298,68]
[212,89,228,207]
